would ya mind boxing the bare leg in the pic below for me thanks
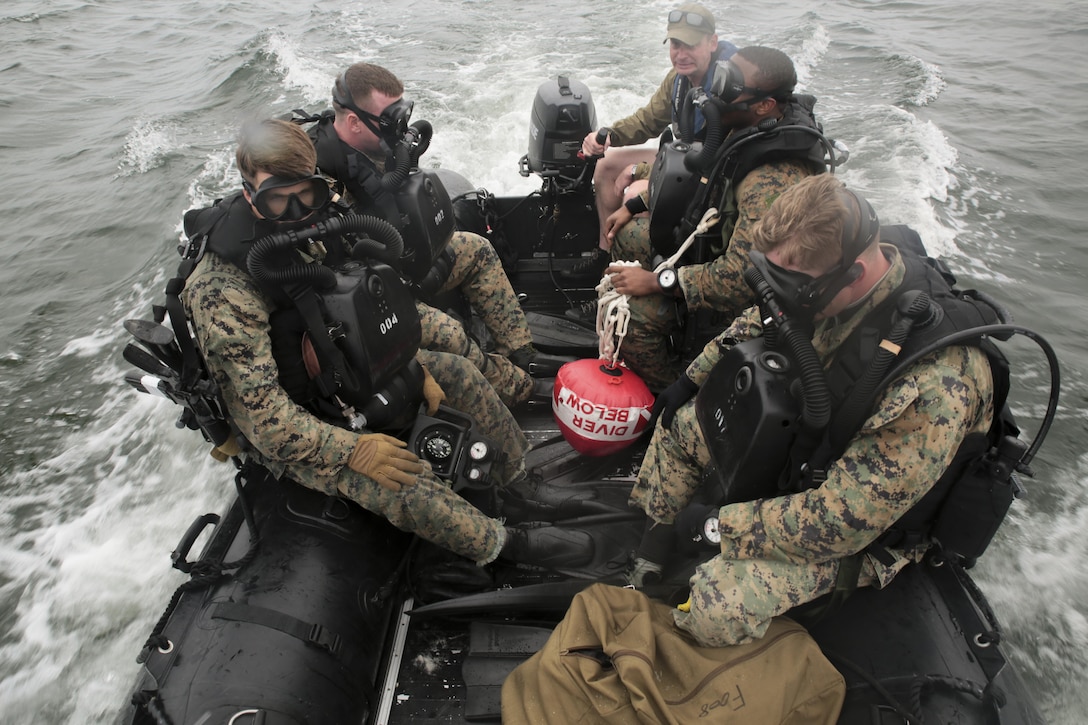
[592,147,657,250]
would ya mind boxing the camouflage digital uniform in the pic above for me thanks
[414,231,534,407]
[629,246,995,646]
[611,159,815,391]
[183,249,531,565]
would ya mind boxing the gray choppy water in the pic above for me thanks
[1,0,1087,721]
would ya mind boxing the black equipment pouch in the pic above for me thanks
[931,433,1026,567]
[394,169,455,283]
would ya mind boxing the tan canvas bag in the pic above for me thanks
[501,583,844,724]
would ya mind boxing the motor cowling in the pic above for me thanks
[553,359,654,456]
[525,76,597,176]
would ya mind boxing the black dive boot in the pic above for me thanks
[500,472,626,523]
[509,344,575,378]
[557,247,609,285]
[501,523,594,568]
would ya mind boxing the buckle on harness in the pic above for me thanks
[307,623,343,656]
[179,233,209,261]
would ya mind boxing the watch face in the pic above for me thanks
[703,517,721,545]
[658,267,677,291]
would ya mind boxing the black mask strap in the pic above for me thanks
[333,71,414,141]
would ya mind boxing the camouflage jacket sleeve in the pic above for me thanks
[715,344,994,569]
[183,253,358,484]
[609,70,676,147]
[684,306,763,385]
[678,160,814,316]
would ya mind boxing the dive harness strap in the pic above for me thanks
[344,147,404,231]
[209,601,363,668]
[796,552,865,625]
[284,281,350,404]
[160,213,233,447]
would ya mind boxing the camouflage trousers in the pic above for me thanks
[629,397,879,646]
[292,349,528,564]
[418,231,534,406]
[415,348,530,487]
[675,555,880,647]
[609,219,684,391]
[628,396,709,525]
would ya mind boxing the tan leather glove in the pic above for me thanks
[209,436,242,463]
[421,365,446,415]
[347,434,424,492]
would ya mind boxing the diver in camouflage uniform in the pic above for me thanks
[309,62,570,407]
[628,174,995,646]
[601,46,825,390]
[183,119,586,567]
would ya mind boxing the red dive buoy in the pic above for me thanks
[553,358,655,456]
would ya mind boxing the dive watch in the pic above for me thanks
[657,266,678,293]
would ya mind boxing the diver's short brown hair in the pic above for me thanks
[333,62,404,115]
[750,173,852,272]
[235,118,316,183]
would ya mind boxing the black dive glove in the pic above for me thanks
[648,374,699,431]
[675,502,722,556]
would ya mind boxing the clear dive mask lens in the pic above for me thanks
[245,175,331,222]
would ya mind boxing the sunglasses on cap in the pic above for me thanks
[333,73,415,139]
[668,10,712,29]
[242,174,331,222]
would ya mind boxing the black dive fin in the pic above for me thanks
[409,581,595,618]
[525,310,598,356]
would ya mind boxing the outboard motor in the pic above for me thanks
[521,75,597,178]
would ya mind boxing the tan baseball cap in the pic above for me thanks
[665,3,716,46]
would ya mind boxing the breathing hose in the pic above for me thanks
[246,213,404,290]
[380,120,433,192]
[744,265,832,488]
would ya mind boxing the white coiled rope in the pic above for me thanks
[595,207,721,367]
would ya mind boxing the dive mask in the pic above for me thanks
[243,174,331,222]
[749,250,852,321]
[333,73,415,141]
[709,59,791,109]
[748,187,880,321]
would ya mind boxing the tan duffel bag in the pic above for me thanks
[501,583,844,724]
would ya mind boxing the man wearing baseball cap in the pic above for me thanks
[562,3,737,285]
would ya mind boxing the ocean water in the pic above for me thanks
[1,0,1086,721]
